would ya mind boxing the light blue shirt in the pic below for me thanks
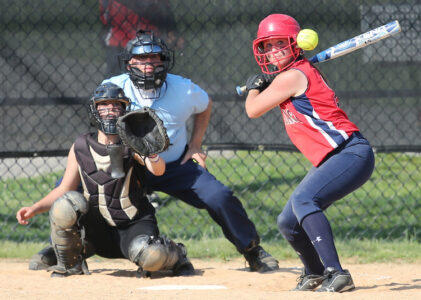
[102,74,209,162]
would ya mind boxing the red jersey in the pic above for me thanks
[99,0,175,48]
[279,59,359,166]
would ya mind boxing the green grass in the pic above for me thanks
[1,151,420,244]
[1,238,421,264]
[154,151,421,241]
[0,171,63,241]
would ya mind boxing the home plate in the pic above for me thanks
[138,285,227,290]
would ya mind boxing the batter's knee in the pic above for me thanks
[49,191,89,229]
[276,211,300,241]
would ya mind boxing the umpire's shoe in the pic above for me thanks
[28,245,57,270]
[244,245,279,273]
[316,267,355,292]
[292,269,325,291]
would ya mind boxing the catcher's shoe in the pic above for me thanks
[49,259,90,278]
[292,269,325,291]
[172,243,195,276]
[244,245,279,273]
[28,245,57,270]
[316,267,355,293]
[136,268,152,278]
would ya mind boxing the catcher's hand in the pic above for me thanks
[116,107,170,157]
[245,74,275,93]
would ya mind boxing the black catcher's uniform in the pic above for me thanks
[74,132,159,259]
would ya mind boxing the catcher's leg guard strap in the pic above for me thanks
[128,235,180,272]
[49,191,89,273]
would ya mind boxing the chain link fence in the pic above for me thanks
[1,0,420,243]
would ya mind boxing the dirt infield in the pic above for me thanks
[1,258,420,300]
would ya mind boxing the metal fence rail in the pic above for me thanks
[1,0,420,242]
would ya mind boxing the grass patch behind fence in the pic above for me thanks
[1,151,420,243]
[1,238,421,264]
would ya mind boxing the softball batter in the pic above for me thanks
[244,14,375,292]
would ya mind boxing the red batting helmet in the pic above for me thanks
[253,14,301,74]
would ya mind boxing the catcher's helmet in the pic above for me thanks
[253,14,301,74]
[121,30,174,90]
[88,82,130,135]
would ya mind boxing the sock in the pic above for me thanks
[287,234,325,275]
[301,211,343,272]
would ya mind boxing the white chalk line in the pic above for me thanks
[137,285,227,291]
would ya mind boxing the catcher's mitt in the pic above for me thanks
[116,107,170,157]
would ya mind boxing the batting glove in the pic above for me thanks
[245,74,275,93]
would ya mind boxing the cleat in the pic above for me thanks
[28,245,57,270]
[292,269,324,291]
[47,260,91,278]
[244,245,279,273]
[48,259,90,278]
[136,268,152,278]
[173,261,195,276]
[316,267,355,293]
[172,243,195,276]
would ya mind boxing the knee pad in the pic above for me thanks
[49,191,89,229]
[128,235,179,272]
[49,191,89,270]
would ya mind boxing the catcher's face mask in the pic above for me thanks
[89,83,130,135]
[121,30,174,91]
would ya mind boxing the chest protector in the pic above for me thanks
[74,133,152,227]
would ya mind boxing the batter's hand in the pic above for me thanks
[181,145,207,168]
[16,207,36,225]
[245,74,275,93]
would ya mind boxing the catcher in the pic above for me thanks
[26,30,279,274]
[16,82,194,278]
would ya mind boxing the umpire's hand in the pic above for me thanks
[181,144,207,168]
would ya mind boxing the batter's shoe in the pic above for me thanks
[244,245,279,273]
[28,245,57,270]
[172,243,195,276]
[316,267,355,292]
[292,269,325,291]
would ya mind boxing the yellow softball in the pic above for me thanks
[297,29,319,51]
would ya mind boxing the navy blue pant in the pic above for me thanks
[277,132,375,243]
[146,155,260,253]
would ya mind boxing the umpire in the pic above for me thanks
[103,30,278,272]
